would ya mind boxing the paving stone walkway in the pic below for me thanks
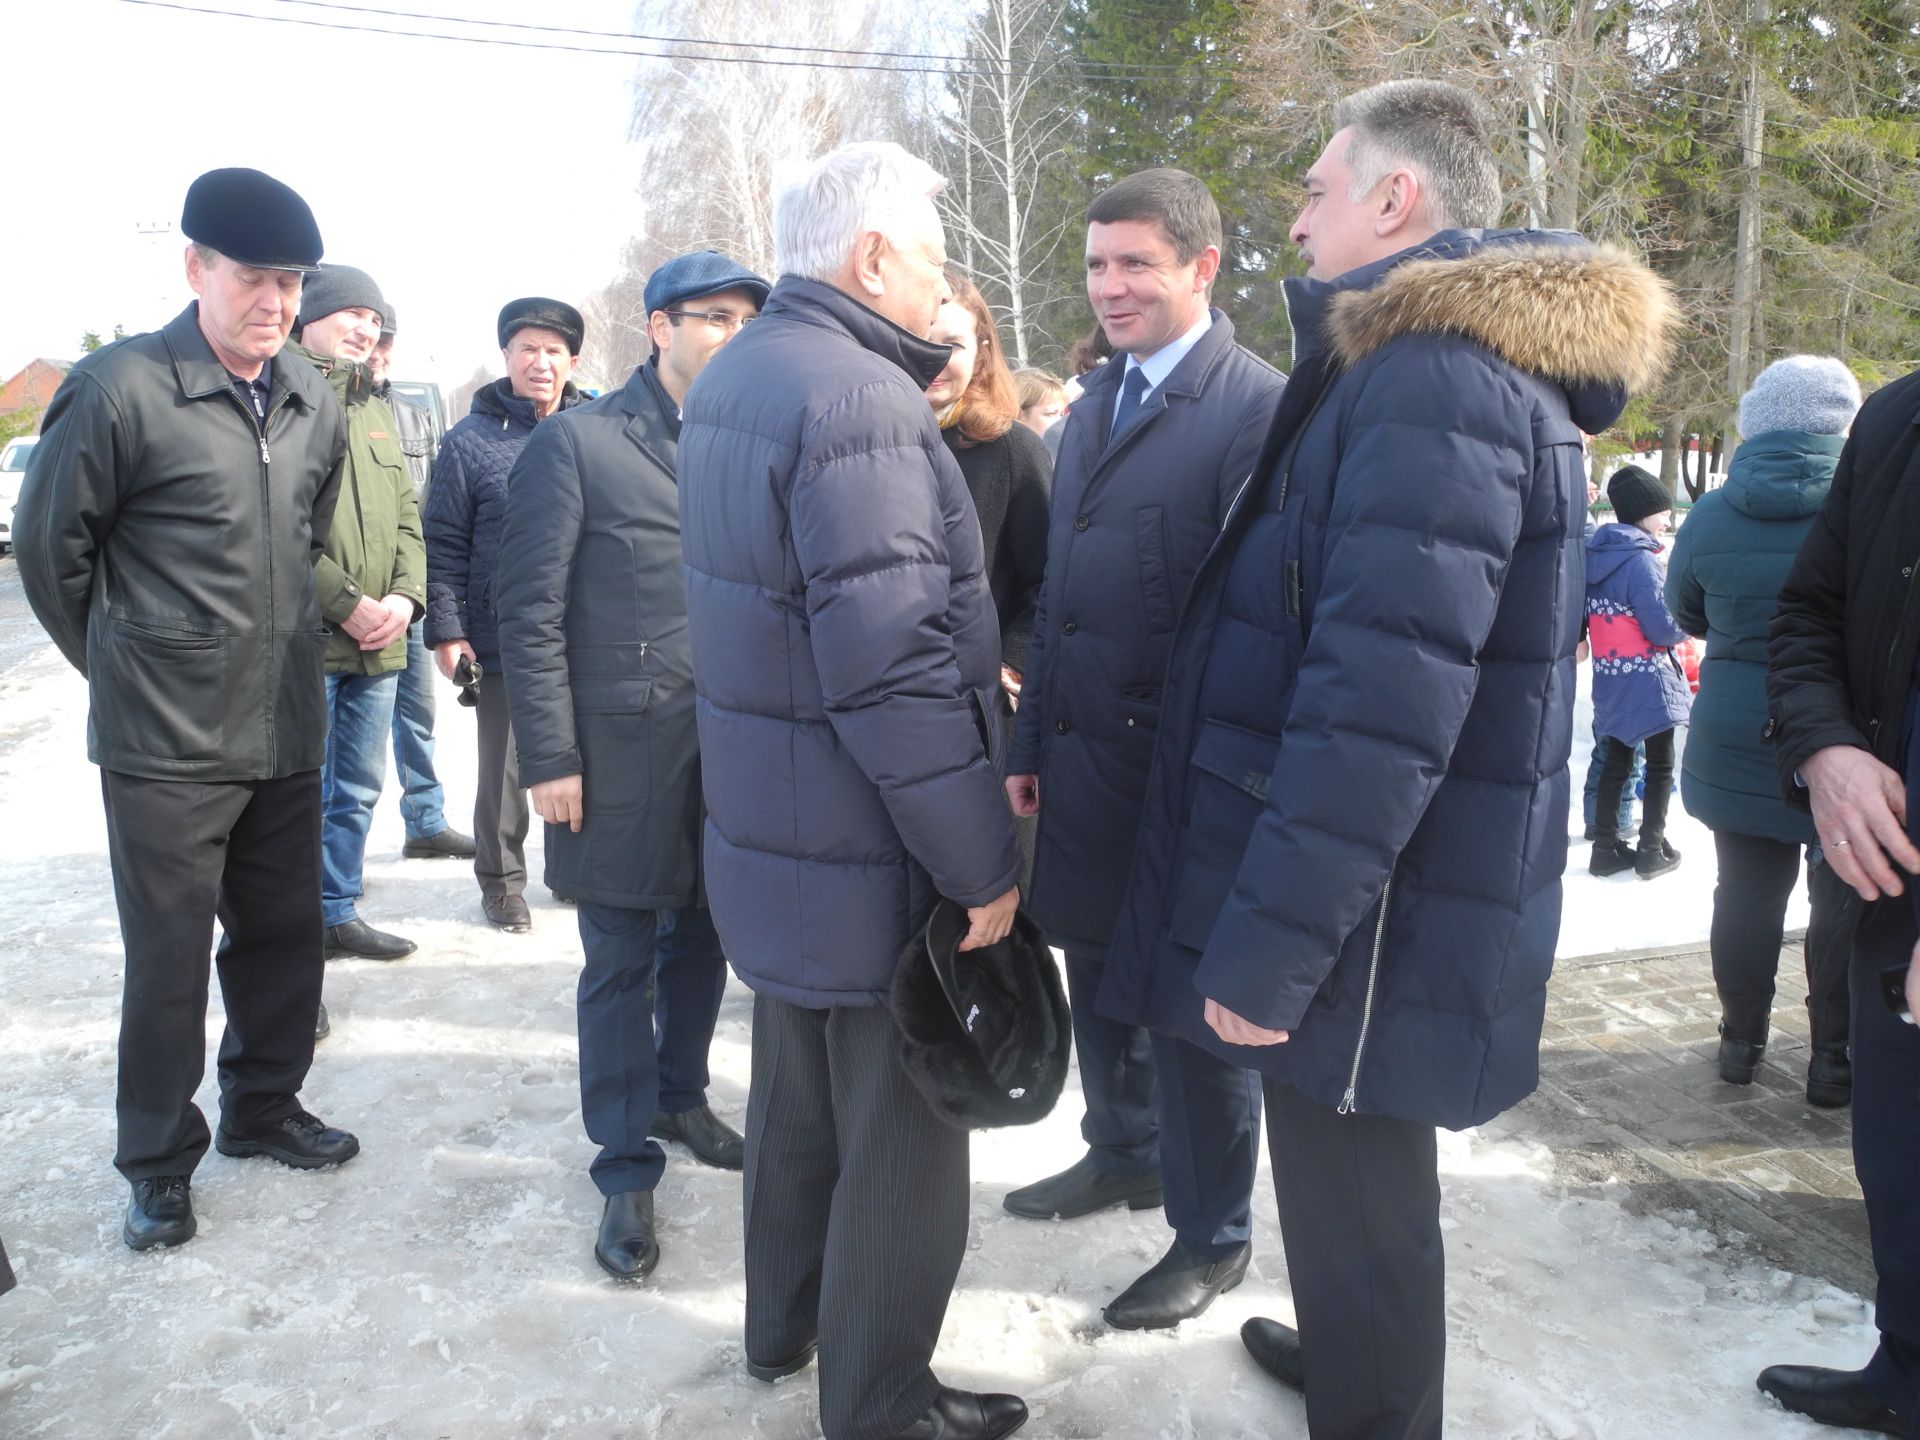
[1495,934,1874,1298]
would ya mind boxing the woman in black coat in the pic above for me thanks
[927,271,1051,887]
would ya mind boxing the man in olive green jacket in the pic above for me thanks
[295,265,427,963]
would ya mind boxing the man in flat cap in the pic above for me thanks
[424,297,588,933]
[498,249,766,1280]
[16,167,361,1253]
[290,264,427,963]
[367,309,474,869]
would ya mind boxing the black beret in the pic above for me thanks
[181,168,323,272]
[497,297,585,356]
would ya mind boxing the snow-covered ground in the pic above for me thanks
[0,630,1865,1438]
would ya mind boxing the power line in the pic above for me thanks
[117,0,1223,82]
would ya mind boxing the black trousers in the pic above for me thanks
[101,769,324,1181]
[1594,727,1676,847]
[1850,908,1920,1424]
[472,670,528,899]
[742,995,969,1440]
[1264,1076,1444,1440]
[1710,830,1853,1051]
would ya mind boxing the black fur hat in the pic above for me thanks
[891,900,1070,1131]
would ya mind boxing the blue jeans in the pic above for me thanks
[577,901,729,1195]
[1583,718,1641,830]
[322,672,400,927]
[391,621,447,842]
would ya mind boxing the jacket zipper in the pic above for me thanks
[1337,871,1393,1116]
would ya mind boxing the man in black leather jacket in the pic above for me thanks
[14,168,363,1255]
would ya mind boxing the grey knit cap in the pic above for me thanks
[296,263,387,330]
[1739,355,1862,439]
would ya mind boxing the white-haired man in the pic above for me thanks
[678,143,1026,1440]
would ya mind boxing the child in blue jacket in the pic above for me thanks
[1587,465,1693,878]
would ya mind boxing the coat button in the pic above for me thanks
[1055,719,1071,735]
[1075,514,1090,531]
[1063,621,1077,635]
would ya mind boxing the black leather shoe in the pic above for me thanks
[314,1002,330,1042]
[1590,839,1637,877]
[883,1386,1028,1440]
[1718,1028,1766,1085]
[215,1109,360,1169]
[650,1104,745,1170]
[483,895,532,933]
[124,1175,196,1251]
[594,1190,659,1280]
[1807,1047,1853,1108]
[1003,1152,1162,1220]
[1104,1239,1251,1330]
[1757,1364,1910,1435]
[1241,1316,1304,1392]
[325,918,417,961]
[403,827,478,859]
[746,1338,816,1382]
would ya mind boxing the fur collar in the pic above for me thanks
[1327,243,1676,394]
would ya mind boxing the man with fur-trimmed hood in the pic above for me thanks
[1101,80,1674,1437]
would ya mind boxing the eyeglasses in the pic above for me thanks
[664,309,754,333]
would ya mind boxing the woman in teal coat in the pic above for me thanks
[1666,355,1862,1103]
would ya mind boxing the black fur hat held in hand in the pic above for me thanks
[891,899,1070,1131]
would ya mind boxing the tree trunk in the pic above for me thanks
[1660,415,1684,490]
[1726,0,1769,431]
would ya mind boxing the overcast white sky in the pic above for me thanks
[2,0,657,393]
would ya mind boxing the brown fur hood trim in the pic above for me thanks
[1327,243,1677,394]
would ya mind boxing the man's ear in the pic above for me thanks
[850,230,888,300]
[1375,169,1424,242]
[646,309,673,355]
[1192,244,1222,290]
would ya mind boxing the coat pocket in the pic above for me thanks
[1136,505,1177,634]
[98,617,229,763]
[1164,719,1281,951]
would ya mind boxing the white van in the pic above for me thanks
[0,436,38,552]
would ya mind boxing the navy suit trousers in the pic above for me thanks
[575,901,728,1196]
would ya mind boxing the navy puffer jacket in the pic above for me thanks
[424,377,584,664]
[1011,312,1283,952]
[678,276,1021,1008]
[1102,231,1675,1129]
[1667,433,1838,843]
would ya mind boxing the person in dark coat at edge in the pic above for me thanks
[924,267,1051,879]
[679,141,1027,1440]
[424,298,588,934]
[1002,167,1283,1332]
[14,169,365,1253]
[1101,81,1675,1438]
[1666,355,1862,1104]
[1761,361,1920,1437]
[1584,463,1691,880]
[367,307,476,866]
[495,249,768,1283]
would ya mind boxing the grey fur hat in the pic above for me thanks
[1739,355,1862,439]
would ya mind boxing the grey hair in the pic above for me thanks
[189,241,221,268]
[774,141,947,281]
[1331,79,1501,231]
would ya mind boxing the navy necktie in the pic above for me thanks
[1110,364,1149,445]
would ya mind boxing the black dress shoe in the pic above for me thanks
[483,895,532,933]
[124,1175,196,1251]
[1003,1152,1162,1220]
[883,1386,1028,1440]
[403,827,478,859]
[215,1109,360,1169]
[1104,1239,1251,1330]
[594,1190,659,1280]
[746,1338,816,1382]
[314,1002,330,1042]
[1241,1316,1304,1391]
[1807,1047,1853,1108]
[1757,1364,1910,1435]
[325,918,417,961]
[1718,1028,1766,1085]
[650,1104,745,1170]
